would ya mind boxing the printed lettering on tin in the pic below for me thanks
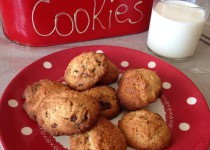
[32,0,144,37]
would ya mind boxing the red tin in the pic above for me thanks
[0,0,153,46]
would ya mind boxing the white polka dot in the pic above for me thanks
[162,82,171,89]
[21,127,33,135]
[179,123,190,131]
[8,99,18,107]
[96,50,103,53]
[43,61,52,69]
[121,61,129,67]
[187,97,197,105]
[148,61,156,68]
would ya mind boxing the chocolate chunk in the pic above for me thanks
[82,112,88,122]
[70,115,77,122]
[74,70,79,73]
[95,59,102,66]
[92,68,96,73]
[98,99,111,110]
[45,112,48,117]
[78,84,83,87]
[52,123,58,128]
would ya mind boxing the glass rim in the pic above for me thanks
[160,0,210,9]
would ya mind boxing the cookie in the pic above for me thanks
[98,59,119,85]
[36,91,101,136]
[64,52,108,91]
[70,117,127,150]
[117,68,162,110]
[118,110,171,150]
[23,79,71,121]
[83,85,121,119]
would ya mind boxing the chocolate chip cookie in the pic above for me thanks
[23,79,71,121]
[83,85,121,119]
[118,110,171,150]
[117,68,162,110]
[98,59,119,85]
[70,117,127,150]
[64,52,108,91]
[36,91,101,136]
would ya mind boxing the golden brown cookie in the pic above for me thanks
[36,91,101,136]
[23,79,71,121]
[118,110,171,150]
[83,85,121,119]
[64,52,108,91]
[117,68,162,110]
[70,117,127,150]
[98,59,119,85]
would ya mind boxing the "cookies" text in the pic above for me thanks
[32,0,144,36]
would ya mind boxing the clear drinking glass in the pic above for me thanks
[147,0,210,59]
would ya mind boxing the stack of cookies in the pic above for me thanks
[22,51,171,150]
[23,79,101,135]
[64,51,119,91]
[116,68,171,150]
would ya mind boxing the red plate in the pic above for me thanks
[0,46,209,150]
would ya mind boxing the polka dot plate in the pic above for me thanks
[0,46,209,150]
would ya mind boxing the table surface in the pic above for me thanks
[0,19,210,149]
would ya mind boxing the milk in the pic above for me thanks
[147,1,206,59]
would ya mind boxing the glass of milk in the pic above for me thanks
[147,0,210,59]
